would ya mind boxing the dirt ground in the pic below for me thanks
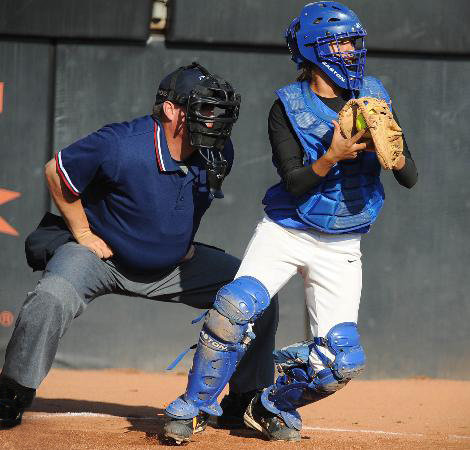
[1,369,469,449]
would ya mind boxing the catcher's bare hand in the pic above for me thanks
[75,229,113,259]
[326,120,367,164]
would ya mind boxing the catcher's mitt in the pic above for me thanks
[338,97,403,170]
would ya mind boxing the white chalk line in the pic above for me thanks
[30,412,154,419]
[25,413,470,441]
[449,434,470,440]
[303,425,423,438]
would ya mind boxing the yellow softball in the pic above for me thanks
[356,113,367,131]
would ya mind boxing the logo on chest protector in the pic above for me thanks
[201,331,229,351]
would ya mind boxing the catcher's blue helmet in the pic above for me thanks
[286,2,367,90]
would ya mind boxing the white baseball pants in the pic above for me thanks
[235,216,363,371]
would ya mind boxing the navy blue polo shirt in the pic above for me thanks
[55,115,234,272]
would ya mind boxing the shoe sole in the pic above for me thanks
[162,432,191,445]
[194,423,206,434]
[162,417,207,444]
[243,407,301,442]
[0,412,22,429]
[162,426,205,445]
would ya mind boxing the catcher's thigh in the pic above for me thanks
[299,229,362,371]
[237,217,362,373]
[301,229,362,337]
[235,217,300,297]
[237,217,362,335]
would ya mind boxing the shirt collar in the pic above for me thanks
[153,118,181,173]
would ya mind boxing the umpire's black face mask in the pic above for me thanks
[186,79,240,198]
[153,62,241,199]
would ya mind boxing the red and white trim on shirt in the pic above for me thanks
[55,151,80,197]
[154,121,167,172]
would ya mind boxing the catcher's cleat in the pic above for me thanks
[0,377,36,429]
[216,390,259,429]
[162,411,209,445]
[243,392,301,441]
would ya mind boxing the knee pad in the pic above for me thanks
[213,276,271,325]
[204,276,271,344]
[311,322,366,381]
[260,323,365,430]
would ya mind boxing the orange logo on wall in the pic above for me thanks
[0,311,14,327]
[0,188,21,236]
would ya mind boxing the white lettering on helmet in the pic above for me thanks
[321,61,346,82]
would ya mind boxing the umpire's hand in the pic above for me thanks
[76,229,114,259]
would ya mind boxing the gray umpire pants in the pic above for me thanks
[2,242,278,391]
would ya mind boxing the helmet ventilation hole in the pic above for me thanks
[313,18,323,24]
[328,17,340,22]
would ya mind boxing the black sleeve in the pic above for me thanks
[391,110,418,189]
[268,100,324,197]
[268,99,418,196]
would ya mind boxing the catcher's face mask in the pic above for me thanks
[154,62,241,199]
[285,1,367,91]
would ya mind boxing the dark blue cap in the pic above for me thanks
[155,63,209,105]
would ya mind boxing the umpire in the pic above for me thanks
[0,63,278,432]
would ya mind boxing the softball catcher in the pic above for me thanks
[164,1,417,443]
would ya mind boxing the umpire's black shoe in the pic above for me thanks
[243,392,301,441]
[216,390,260,429]
[162,411,209,445]
[0,376,36,429]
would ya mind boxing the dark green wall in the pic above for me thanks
[1,0,469,378]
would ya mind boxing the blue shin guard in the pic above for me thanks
[165,276,270,419]
[165,326,242,418]
[261,322,366,430]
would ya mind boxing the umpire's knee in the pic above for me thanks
[22,274,87,327]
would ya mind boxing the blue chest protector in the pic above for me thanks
[264,76,391,233]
